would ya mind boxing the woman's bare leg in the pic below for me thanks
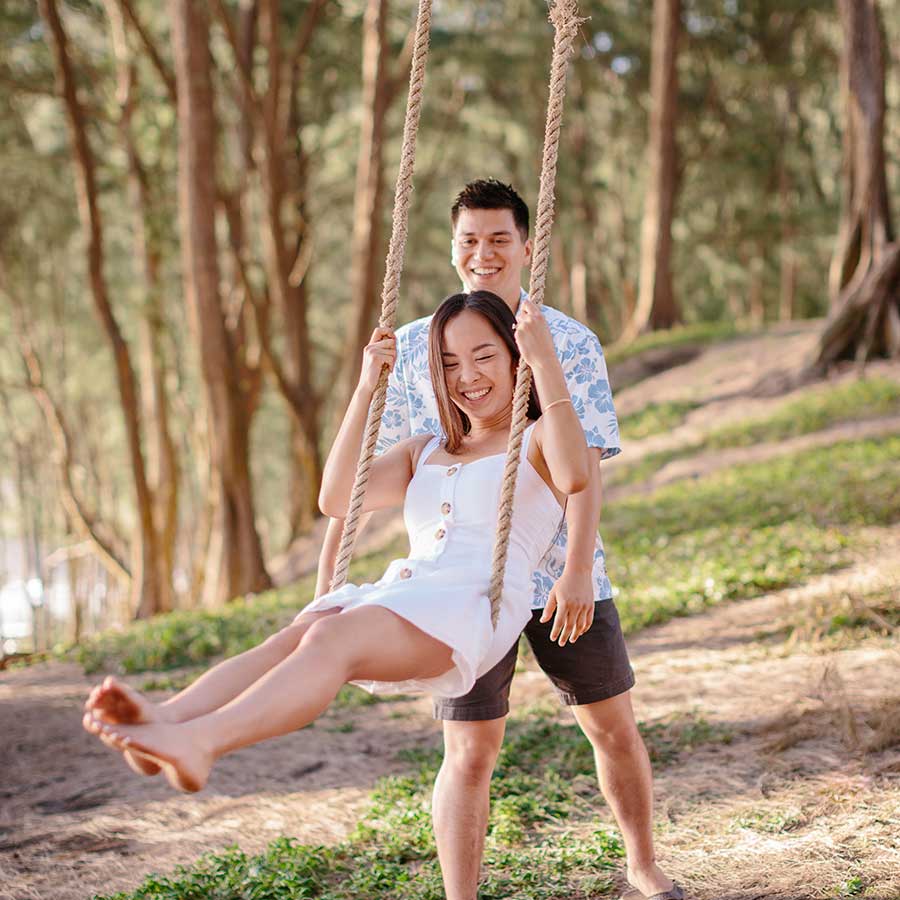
[92,606,453,792]
[84,609,336,774]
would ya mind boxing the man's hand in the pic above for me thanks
[540,567,595,646]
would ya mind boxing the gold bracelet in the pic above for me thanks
[543,397,572,412]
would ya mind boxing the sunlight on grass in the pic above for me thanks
[606,322,740,367]
[614,376,900,481]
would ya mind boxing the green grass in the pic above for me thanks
[68,435,899,679]
[95,707,728,900]
[613,376,900,483]
[75,435,899,899]
[704,377,900,448]
[67,535,410,676]
[619,399,701,440]
[605,321,740,367]
[606,435,900,631]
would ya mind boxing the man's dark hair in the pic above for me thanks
[450,179,530,241]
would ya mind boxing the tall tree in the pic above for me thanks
[170,0,271,602]
[338,0,415,415]
[814,0,899,368]
[38,0,164,618]
[105,0,180,614]
[621,0,681,342]
[211,0,328,541]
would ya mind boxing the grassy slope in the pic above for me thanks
[616,376,900,482]
[82,426,900,899]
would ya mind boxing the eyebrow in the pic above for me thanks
[442,342,497,357]
[457,231,513,237]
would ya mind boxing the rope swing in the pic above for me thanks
[331,0,584,630]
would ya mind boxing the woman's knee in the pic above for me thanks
[261,621,309,658]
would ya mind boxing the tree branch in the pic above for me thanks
[117,0,178,103]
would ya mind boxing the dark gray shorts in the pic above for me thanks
[433,600,635,721]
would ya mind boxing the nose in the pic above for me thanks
[457,359,480,385]
[474,240,494,260]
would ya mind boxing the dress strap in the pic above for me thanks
[519,421,538,459]
[414,434,442,472]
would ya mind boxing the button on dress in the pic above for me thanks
[304,423,564,698]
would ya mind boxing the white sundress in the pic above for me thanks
[304,423,564,698]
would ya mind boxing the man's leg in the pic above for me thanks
[432,719,506,900]
[572,693,673,897]
[431,644,518,900]
[525,601,679,898]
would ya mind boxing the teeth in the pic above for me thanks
[473,268,499,276]
[464,388,490,400]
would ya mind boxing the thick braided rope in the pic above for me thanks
[487,0,583,627]
[330,0,433,592]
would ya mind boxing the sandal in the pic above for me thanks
[619,881,685,900]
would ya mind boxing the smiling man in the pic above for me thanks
[316,179,681,900]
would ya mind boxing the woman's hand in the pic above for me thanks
[359,326,397,394]
[514,299,556,371]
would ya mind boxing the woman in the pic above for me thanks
[83,291,589,793]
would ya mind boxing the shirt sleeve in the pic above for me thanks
[556,326,621,460]
[376,328,412,455]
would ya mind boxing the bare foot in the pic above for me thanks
[84,676,167,776]
[92,719,212,794]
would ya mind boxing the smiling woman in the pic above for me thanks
[429,291,541,454]
[83,290,588,795]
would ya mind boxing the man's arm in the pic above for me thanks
[540,447,603,645]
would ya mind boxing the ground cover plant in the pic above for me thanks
[64,434,899,898]
[605,435,900,630]
[64,536,409,676]
[619,400,702,441]
[93,707,729,900]
[604,322,740,368]
[613,376,900,484]
[62,435,898,677]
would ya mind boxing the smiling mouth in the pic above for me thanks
[471,267,501,277]
[462,387,491,401]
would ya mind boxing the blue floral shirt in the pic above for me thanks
[376,294,621,608]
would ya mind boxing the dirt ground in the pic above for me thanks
[3,530,897,900]
[2,330,898,900]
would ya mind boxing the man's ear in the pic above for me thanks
[523,237,533,265]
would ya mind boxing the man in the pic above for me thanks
[316,179,681,900]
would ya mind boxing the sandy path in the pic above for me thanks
[0,666,439,900]
[3,529,897,900]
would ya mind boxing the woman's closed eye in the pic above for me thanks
[475,355,494,362]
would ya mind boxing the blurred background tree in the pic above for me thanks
[0,0,897,639]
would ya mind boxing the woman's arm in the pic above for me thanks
[515,300,590,495]
[318,328,417,518]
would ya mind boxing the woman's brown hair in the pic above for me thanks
[428,291,541,453]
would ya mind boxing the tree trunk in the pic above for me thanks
[813,0,898,368]
[107,0,180,613]
[39,0,163,618]
[170,0,271,601]
[827,0,893,309]
[622,0,681,342]
[340,0,391,412]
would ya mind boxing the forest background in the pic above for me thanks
[1,0,899,650]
